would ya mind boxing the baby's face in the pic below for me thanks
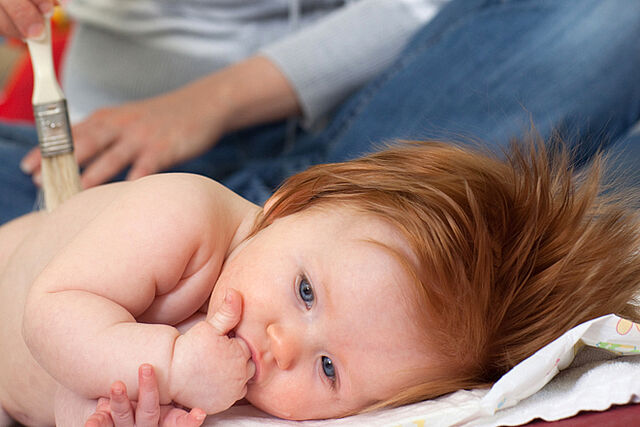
[209,206,430,419]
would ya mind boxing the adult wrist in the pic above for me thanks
[201,56,302,134]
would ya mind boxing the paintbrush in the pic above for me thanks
[26,11,81,211]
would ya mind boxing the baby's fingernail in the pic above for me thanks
[141,364,153,378]
[224,289,232,304]
[27,23,45,39]
[192,409,206,421]
[20,160,33,174]
[112,383,124,396]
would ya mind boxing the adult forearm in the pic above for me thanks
[23,289,179,404]
[261,0,444,124]
[185,55,301,135]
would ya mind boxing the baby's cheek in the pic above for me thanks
[245,378,328,420]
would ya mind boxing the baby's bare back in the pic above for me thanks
[0,183,129,426]
[0,175,254,426]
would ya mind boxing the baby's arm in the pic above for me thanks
[23,174,258,412]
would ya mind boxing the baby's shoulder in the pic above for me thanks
[126,173,220,206]
[113,174,232,233]
[117,173,260,246]
[53,173,259,261]
[115,173,232,219]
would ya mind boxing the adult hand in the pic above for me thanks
[0,0,56,39]
[22,84,228,189]
[20,56,302,188]
[85,364,206,427]
[169,289,255,414]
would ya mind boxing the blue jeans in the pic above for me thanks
[222,0,640,202]
[320,0,640,164]
[0,121,296,224]
[1,0,639,225]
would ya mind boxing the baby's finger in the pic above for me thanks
[246,359,256,382]
[179,408,207,426]
[109,382,135,427]
[160,407,206,427]
[135,364,161,427]
[207,289,243,336]
[97,397,110,412]
[84,411,114,427]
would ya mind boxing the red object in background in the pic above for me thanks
[0,24,70,123]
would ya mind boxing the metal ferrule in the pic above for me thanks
[33,100,74,158]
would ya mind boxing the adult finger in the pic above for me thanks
[207,289,243,336]
[109,382,135,427]
[135,364,161,427]
[0,0,49,39]
[127,153,162,181]
[0,7,22,39]
[36,0,57,14]
[80,141,136,188]
[72,115,120,167]
[20,146,42,176]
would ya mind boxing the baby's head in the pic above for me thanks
[215,140,640,419]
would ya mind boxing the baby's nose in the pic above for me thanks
[266,323,300,370]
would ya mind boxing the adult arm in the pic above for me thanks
[23,55,301,188]
[23,174,257,412]
[261,0,448,126]
[21,1,446,187]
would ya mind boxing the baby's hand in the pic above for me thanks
[169,289,254,413]
[85,364,206,427]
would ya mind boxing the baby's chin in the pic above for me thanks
[243,392,307,420]
[243,391,351,421]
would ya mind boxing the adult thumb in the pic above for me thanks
[208,289,243,336]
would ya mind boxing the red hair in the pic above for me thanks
[253,139,640,408]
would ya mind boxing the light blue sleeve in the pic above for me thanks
[260,0,450,127]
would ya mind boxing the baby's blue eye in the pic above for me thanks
[321,356,335,379]
[299,277,314,308]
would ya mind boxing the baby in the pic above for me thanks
[1,140,639,426]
